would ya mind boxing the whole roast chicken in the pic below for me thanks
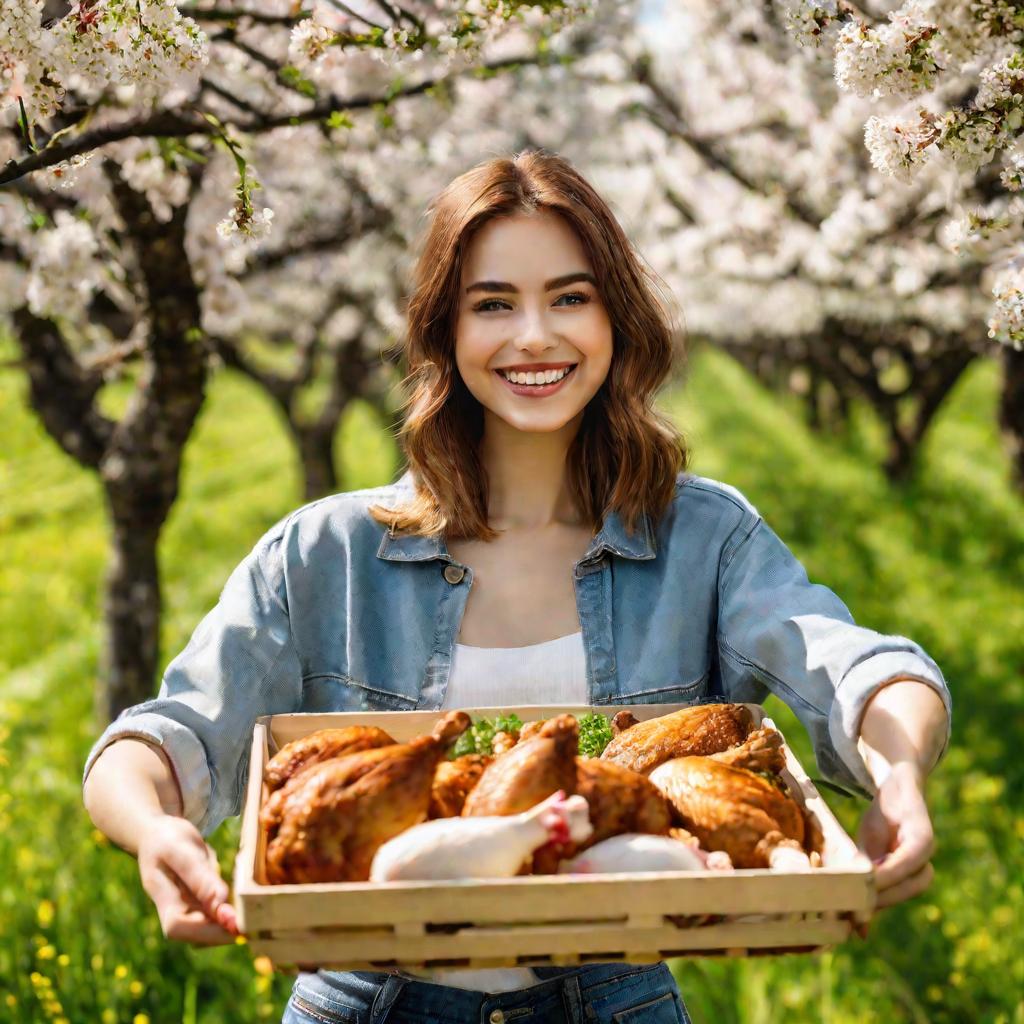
[264,711,470,883]
[601,703,755,775]
[648,751,809,869]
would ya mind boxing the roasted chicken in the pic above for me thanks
[263,725,396,793]
[429,753,493,818]
[461,714,579,818]
[264,711,470,883]
[601,703,755,775]
[648,756,807,869]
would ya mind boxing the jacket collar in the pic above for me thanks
[376,468,656,564]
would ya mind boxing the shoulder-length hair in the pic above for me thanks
[369,148,687,543]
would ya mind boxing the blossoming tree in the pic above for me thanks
[0,0,585,719]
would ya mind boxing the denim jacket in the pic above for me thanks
[82,469,952,836]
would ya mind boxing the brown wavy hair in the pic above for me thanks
[369,148,687,543]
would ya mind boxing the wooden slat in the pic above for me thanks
[249,916,851,970]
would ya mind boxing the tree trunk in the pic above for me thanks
[1000,345,1024,489]
[101,513,162,723]
[296,425,339,500]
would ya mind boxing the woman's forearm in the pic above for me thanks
[83,738,185,857]
[856,678,950,788]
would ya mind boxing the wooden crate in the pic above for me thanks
[232,704,874,972]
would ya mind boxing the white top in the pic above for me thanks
[417,629,586,992]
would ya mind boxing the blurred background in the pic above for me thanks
[1,1,1022,1021]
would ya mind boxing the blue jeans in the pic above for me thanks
[282,963,691,1023]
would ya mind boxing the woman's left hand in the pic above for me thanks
[857,760,935,909]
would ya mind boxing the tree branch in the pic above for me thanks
[0,54,542,185]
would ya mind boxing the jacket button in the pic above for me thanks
[443,564,465,584]
[489,1012,505,1024]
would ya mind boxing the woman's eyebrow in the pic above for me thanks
[464,271,597,294]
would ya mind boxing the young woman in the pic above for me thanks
[82,150,952,1024]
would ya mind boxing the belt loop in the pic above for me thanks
[560,974,586,1024]
[369,975,408,1024]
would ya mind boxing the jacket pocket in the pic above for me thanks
[302,673,419,713]
[601,671,709,706]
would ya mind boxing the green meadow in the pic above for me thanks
[1,341,1021,1023]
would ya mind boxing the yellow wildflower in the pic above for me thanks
[29,972,46,987]
[258,1005,274,1018]
[91,954,104,971]
[134,1014,151,1024]
[57,954,70,968]
[255,976,272,995]
[114,964,129,980]
[16,848,35,870]
[37,900,55,928]
[54,1018,70,1024]
[234,934,247,945]
[91,830,109,847]
[101,1009,117,1024]
[253,956,274,976]
[5,994,17,1008]
[45,1002,63,1016]
[36,945,56,960]
[129,981,143,998]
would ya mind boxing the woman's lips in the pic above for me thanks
[493,364,577,397]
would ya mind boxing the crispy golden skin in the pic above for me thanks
[429,753,493,819]
[264,711,470,884]
[461,714,579,818]
[260,743,397,841]
[649,756,806,868]
[264,725,396,793]
[600,703,755,775]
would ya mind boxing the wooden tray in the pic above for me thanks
[232,704,874,972]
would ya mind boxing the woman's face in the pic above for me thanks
[454,209,614,435]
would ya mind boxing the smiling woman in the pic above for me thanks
[81,149,951,1024]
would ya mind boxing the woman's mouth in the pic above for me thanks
[493,364,578,397]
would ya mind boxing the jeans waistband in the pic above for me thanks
[296,961,669,1022]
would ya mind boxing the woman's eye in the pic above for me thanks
[473,299,509,312]
[556,292,589,306]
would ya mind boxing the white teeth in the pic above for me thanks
[500,366,573,385]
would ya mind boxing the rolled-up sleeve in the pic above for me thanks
[716,513,952,797]
[82,523,304,837]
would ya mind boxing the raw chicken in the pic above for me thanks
[601,704,755,775]
[264,711,470,884]
[558,833,706,874]
[462,714,579,818]
[648,756,807,869]
[264,725,395,792]
[370,791,593,881]
[429,753,493,818]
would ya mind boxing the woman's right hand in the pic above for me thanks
[136,814,241,945]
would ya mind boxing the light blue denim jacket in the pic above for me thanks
[82,468,952,835]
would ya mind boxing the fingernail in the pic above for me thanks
[873,856,887,865]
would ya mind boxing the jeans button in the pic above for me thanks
[443,564,466,584]
[489,1012,505,1024]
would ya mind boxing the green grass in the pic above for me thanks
[1,342,1021,1023]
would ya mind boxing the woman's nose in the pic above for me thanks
[514,306,557,351]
